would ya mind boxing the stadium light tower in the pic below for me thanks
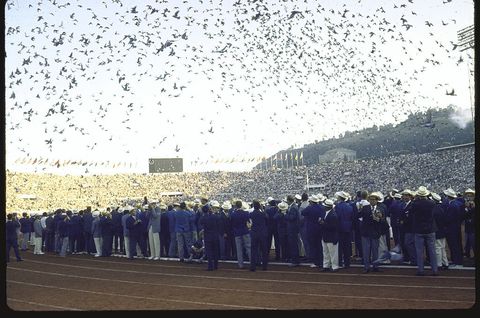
[457,24,475,130]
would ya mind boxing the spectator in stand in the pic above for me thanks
[411,186,438,276]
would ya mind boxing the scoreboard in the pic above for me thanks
[148,158,183,173]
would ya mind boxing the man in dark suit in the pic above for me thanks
[265,198,280,261]
[411,186,438,276]
[249,200,269,271]
[359,192,384,273]
[285,195,300,267]
[126,208,147,259]
[6,214,23,262]
[301,195,325,268]
[335,191,354,268]
[320,199,339,272]
[199,204,220,271]
[400,189,415,265]
[432,193,449,270]
[443,188,464,268]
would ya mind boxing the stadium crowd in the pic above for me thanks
[6,146,474,212]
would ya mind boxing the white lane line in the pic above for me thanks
[23,255,476,280]
[8,267,475,305]
[13,259,475,291]
[7,280,275,310]
[7,297,81,311]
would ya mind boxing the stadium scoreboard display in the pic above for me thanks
[148,158,183,173]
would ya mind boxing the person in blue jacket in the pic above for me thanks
[6,213,23,262]
[100,211,114,257]
[159,204,170,257]
[166,204,178,258]
[443,188,464,267]
[58,213,70,257]
[126,208,147,259]
[463,188,475,259]
[335,191,354,268]
[199,203,221,271]
[431,193,449,270]
[388,193,404,248]
[174,202,194,262]
[19,212,31,251]
[285,195,300,267]
[301,195,325,268]
[273,200,288,262]
[265,197,280,261]
[249,200,269,271]
[230,200,251,269]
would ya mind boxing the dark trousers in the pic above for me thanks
[392,225,401,247]
[277,233,288,261]
[225,233,236,259]
[45,230,55,252]
[84,232,95,254]
[69,234,81,253]
[338,231,352,267]
[306,230,323,266]
[129,234,147,258]
[160,233,169,257]
[250,233,269,270]
[7,238,22,261]
[205,237,220,270]
[267,227,280,260]
[464,232,475,257]
[446,230,463,265]
[287,231,300,264]
[113,231,124,253]
[102,234,113,257]
[353,225,362,257]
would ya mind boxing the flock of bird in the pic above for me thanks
[5,0,473,170]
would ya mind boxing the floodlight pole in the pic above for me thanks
[457,24,475,137]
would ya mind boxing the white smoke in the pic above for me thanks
[448,105,474,129]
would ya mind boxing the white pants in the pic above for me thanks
[34,236,43,254]
[94,237,103,256]
[322,240,339,270]
[435,238,449,267]
[148,228,160,259]
[124,237,130,258]
[378,235,388,257]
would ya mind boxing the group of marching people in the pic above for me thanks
[6,186,476,276]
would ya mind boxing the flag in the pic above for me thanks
[300,151,303,160]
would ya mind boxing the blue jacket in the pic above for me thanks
[284,203,300,234]
[411,198,437,234]
[273,210,287,236]
[126,215,142,238]
[388,199,404,228]
[160,212,169,236]
[432,203,447,239]
[335,201,353,233]
[174,209,192,233]
[83,213,93,233]
[166,209,176,233]
[321,209,339,244]
[249,208,268,235]
[400,201,414,233]
[111,211,124,235]
[444,199,463,233]
[91,217,102,238]
[230,209,250,237]
[58,219,69,238]
[359,205,383,239]
[100,216,114,237]
[146,207,162,233]
[301,203,324,234]
[265,205,278,232]
[199,212,221,241]
[6,219,20,241]
[19,217,31,233]
[121,213,130,237]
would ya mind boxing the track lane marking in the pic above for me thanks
[10,259,475,291]
[8,267,475,305]
[7,297,81,311]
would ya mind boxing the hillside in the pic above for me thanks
[257,106,475,168]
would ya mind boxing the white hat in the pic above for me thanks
[401,189,414,196]
[464,188,475,195]
[241,201,250,211]
[368,192,382,200]
[92,211,100,217]
[416,186,430,197]
[443,188,457,198]
[277,201,288,211]
[431,193,441,202]
[316,193,326,202]
[323,199,334,208]
[267,197,274,202]
[221,201,232,210]
[159,203,167,210]
[210,200,220,208]
[309,195,320,203]
[193,198,201,204]
[393,193,402,199]
[337,191,349,200]
[294,194,302,200]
